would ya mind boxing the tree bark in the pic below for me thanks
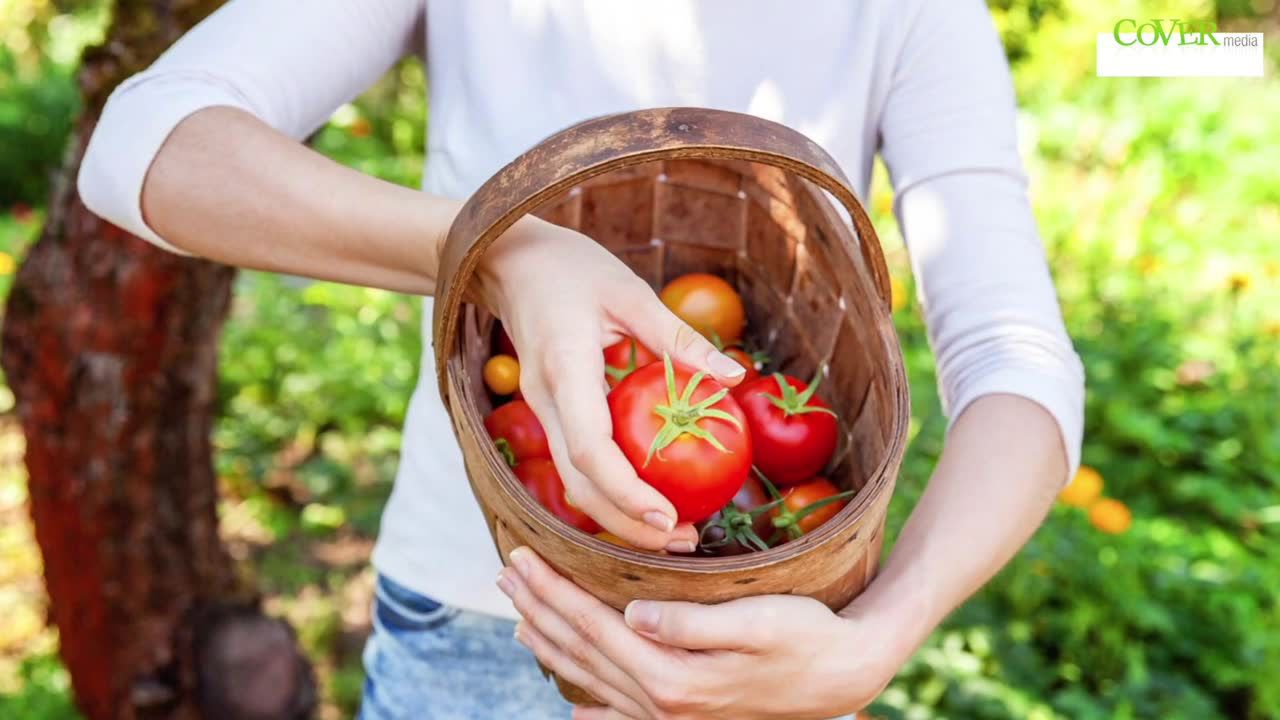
[1,2,314,718]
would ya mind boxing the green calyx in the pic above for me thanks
[709,332,770,366]
[698,501,778,552]
[644,354,743,466]
[494,438,517,468]
[753,467,856,542]
[763,369,838,419]
[697,468,857,553]
[605,340,642,383]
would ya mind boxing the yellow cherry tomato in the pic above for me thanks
[484,354,520,396]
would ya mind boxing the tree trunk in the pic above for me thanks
[1,2,315,718]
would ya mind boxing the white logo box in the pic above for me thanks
[1097,33,1264,78]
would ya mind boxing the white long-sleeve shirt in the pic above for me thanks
[78,0,1085,619]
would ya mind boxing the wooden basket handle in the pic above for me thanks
[432,107,890,401]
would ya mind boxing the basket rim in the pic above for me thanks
[432,107,893,408]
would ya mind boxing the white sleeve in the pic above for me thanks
[77,0,424,253]
[879,0,1085,480]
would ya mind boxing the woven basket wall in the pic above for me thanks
[432,108,909,704]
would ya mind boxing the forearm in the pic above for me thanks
[140,106,460,295]
[841,394,1067,659]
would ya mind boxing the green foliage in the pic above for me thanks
[871,3,1280,717]
[0,0,107,205]
[989,0,1066,63]
[0,49,77,205]
[0,653,80,720]
[215,273,421,537]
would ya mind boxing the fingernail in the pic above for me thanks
[708,350,747,378]
[509,547,533,577]
[496,570,515,597]
[513,621,528,645]
[643,511,675,532]
[664,539,696,554]
[624,601,660,633]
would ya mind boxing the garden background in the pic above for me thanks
[1,0,1278,718]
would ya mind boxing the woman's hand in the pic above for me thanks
[473,217,748,551]
[497,547,897,719]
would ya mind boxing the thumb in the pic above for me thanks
[626,294,747,387]
[624,598,765,651]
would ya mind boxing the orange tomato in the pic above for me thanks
[772,477,849,535]
[660,273,745,344]
[484,354,520,396]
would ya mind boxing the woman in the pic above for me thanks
[79,1,1084,718]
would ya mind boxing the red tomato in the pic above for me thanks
[484,400,550,464]
[515,458,601,534]
[603,336,658,389]
[494,322,518,359]
[735,373,838,486]
[659,273,746,344]
[771,477,849,536]
[609,356,752,522]
[722,347,761,384]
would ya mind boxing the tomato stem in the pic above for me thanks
[700,468,855,553]
[752,466,855,540]
[762,369,838,418]
[753,466,785,500]
[644,354,743,467]
[494,438,517,468]
[605,339,642,383]
[698,506,772,553]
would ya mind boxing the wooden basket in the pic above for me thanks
[432,108,909,704]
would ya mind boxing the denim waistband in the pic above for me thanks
[374,573,447,622]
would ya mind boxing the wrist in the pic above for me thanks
[820,609,906,711]
[470,214,552,315]
[838,566,939,668]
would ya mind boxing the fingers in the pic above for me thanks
[512,621,648,719]
[525,384,687,551]
[573,706,639,720]
[522,335,693,550]
[548,348,678,527]
[499,566,645,705]
[507,548,677,683]
[623,596,792,651]
[621,286,746,387]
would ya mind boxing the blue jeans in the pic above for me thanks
[360,574,855,720]
[359,574,573,719]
